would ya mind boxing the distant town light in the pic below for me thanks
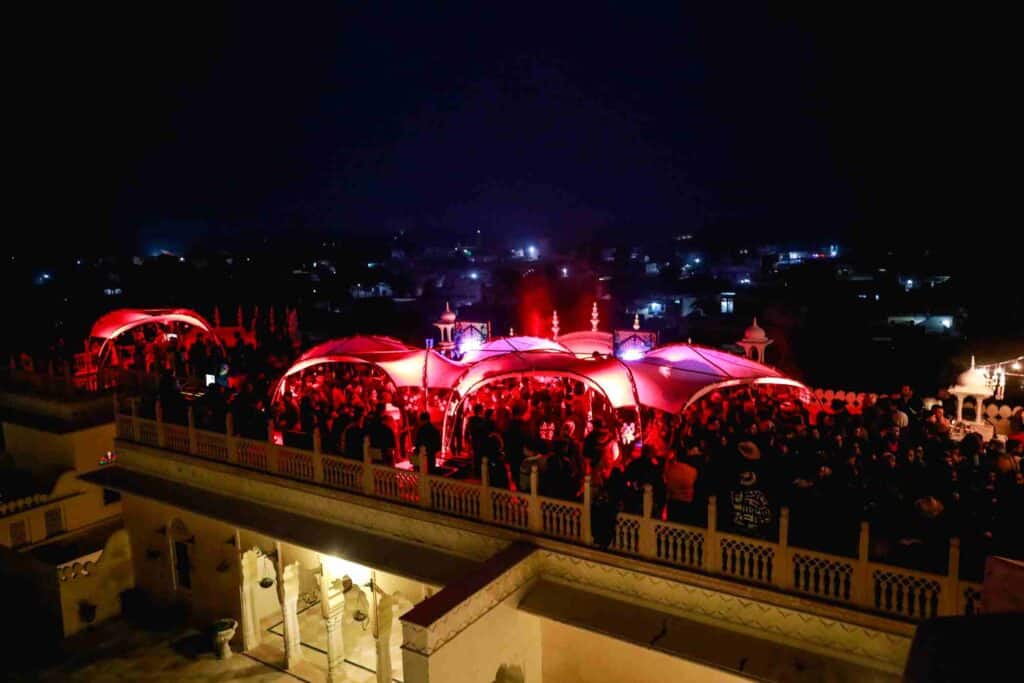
[561,267,568,277]
[527,245,537,257]
[693,257,701,264]
[179,256,185,263]
[469,271,478,280]
[941,318,953,329]
[739,277,752,285]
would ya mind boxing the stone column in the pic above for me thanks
[320,561,346,682]
[324,612,346,682]
[239,547,261,650]
[275,547,303,669]
[373,584,394,683]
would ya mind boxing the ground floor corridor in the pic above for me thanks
[259,593,413,682]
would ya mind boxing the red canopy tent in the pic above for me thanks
[89,308,222,367]
[273,337,464,397]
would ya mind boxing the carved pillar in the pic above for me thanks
[320,559,346,682]
[275,549,303,669]
[239,547,261,650]
[373,585,394,683]
[324,612,346,682]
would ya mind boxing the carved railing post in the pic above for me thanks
[775,507,791,589]
[705,496,720,573]
[582,475,593,545]
[312,428,325,483]
[362,436,374,495]
[127,396,139,441]
[943,537,961,615]
[266,420,280,474]
[155,399,166,448]
[418,446,431,508]
[528,465,543,533]
[853,519,871,607]
[638,484,656,557]
[186,406,198,455]
[480,456,493,522]
[225,413,238,464]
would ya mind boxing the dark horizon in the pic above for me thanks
[11,4,1007,258]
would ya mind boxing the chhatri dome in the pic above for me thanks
[440,302,457,323]
[954,357,991,395]
[743,317,768,343]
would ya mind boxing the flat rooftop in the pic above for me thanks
[519,578,900,683]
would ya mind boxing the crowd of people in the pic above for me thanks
[126,333,1024,579]
[455,380,1024,577]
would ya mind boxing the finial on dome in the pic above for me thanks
[439,302,457,324]
[509,327,515,336]
[633,313,640,331]
[591,302,600,332]
[552,310,560,339]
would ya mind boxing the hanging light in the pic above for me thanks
[258,550,276,588]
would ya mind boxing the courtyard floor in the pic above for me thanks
[9,617,305,683]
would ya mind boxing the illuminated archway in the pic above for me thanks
[441,352,643,453]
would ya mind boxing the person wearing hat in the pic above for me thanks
[583,418,619,490]
[728,440,775,537]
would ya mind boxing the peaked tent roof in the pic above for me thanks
[297,335,411,362]
[460,336,572,364]
[556,330,614,357]
[373,349,466,389]
[627,344,803,412]
[274,346,464,397]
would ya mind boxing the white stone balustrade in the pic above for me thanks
[116,408,988,621]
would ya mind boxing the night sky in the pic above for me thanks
[13,3,1001,256]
